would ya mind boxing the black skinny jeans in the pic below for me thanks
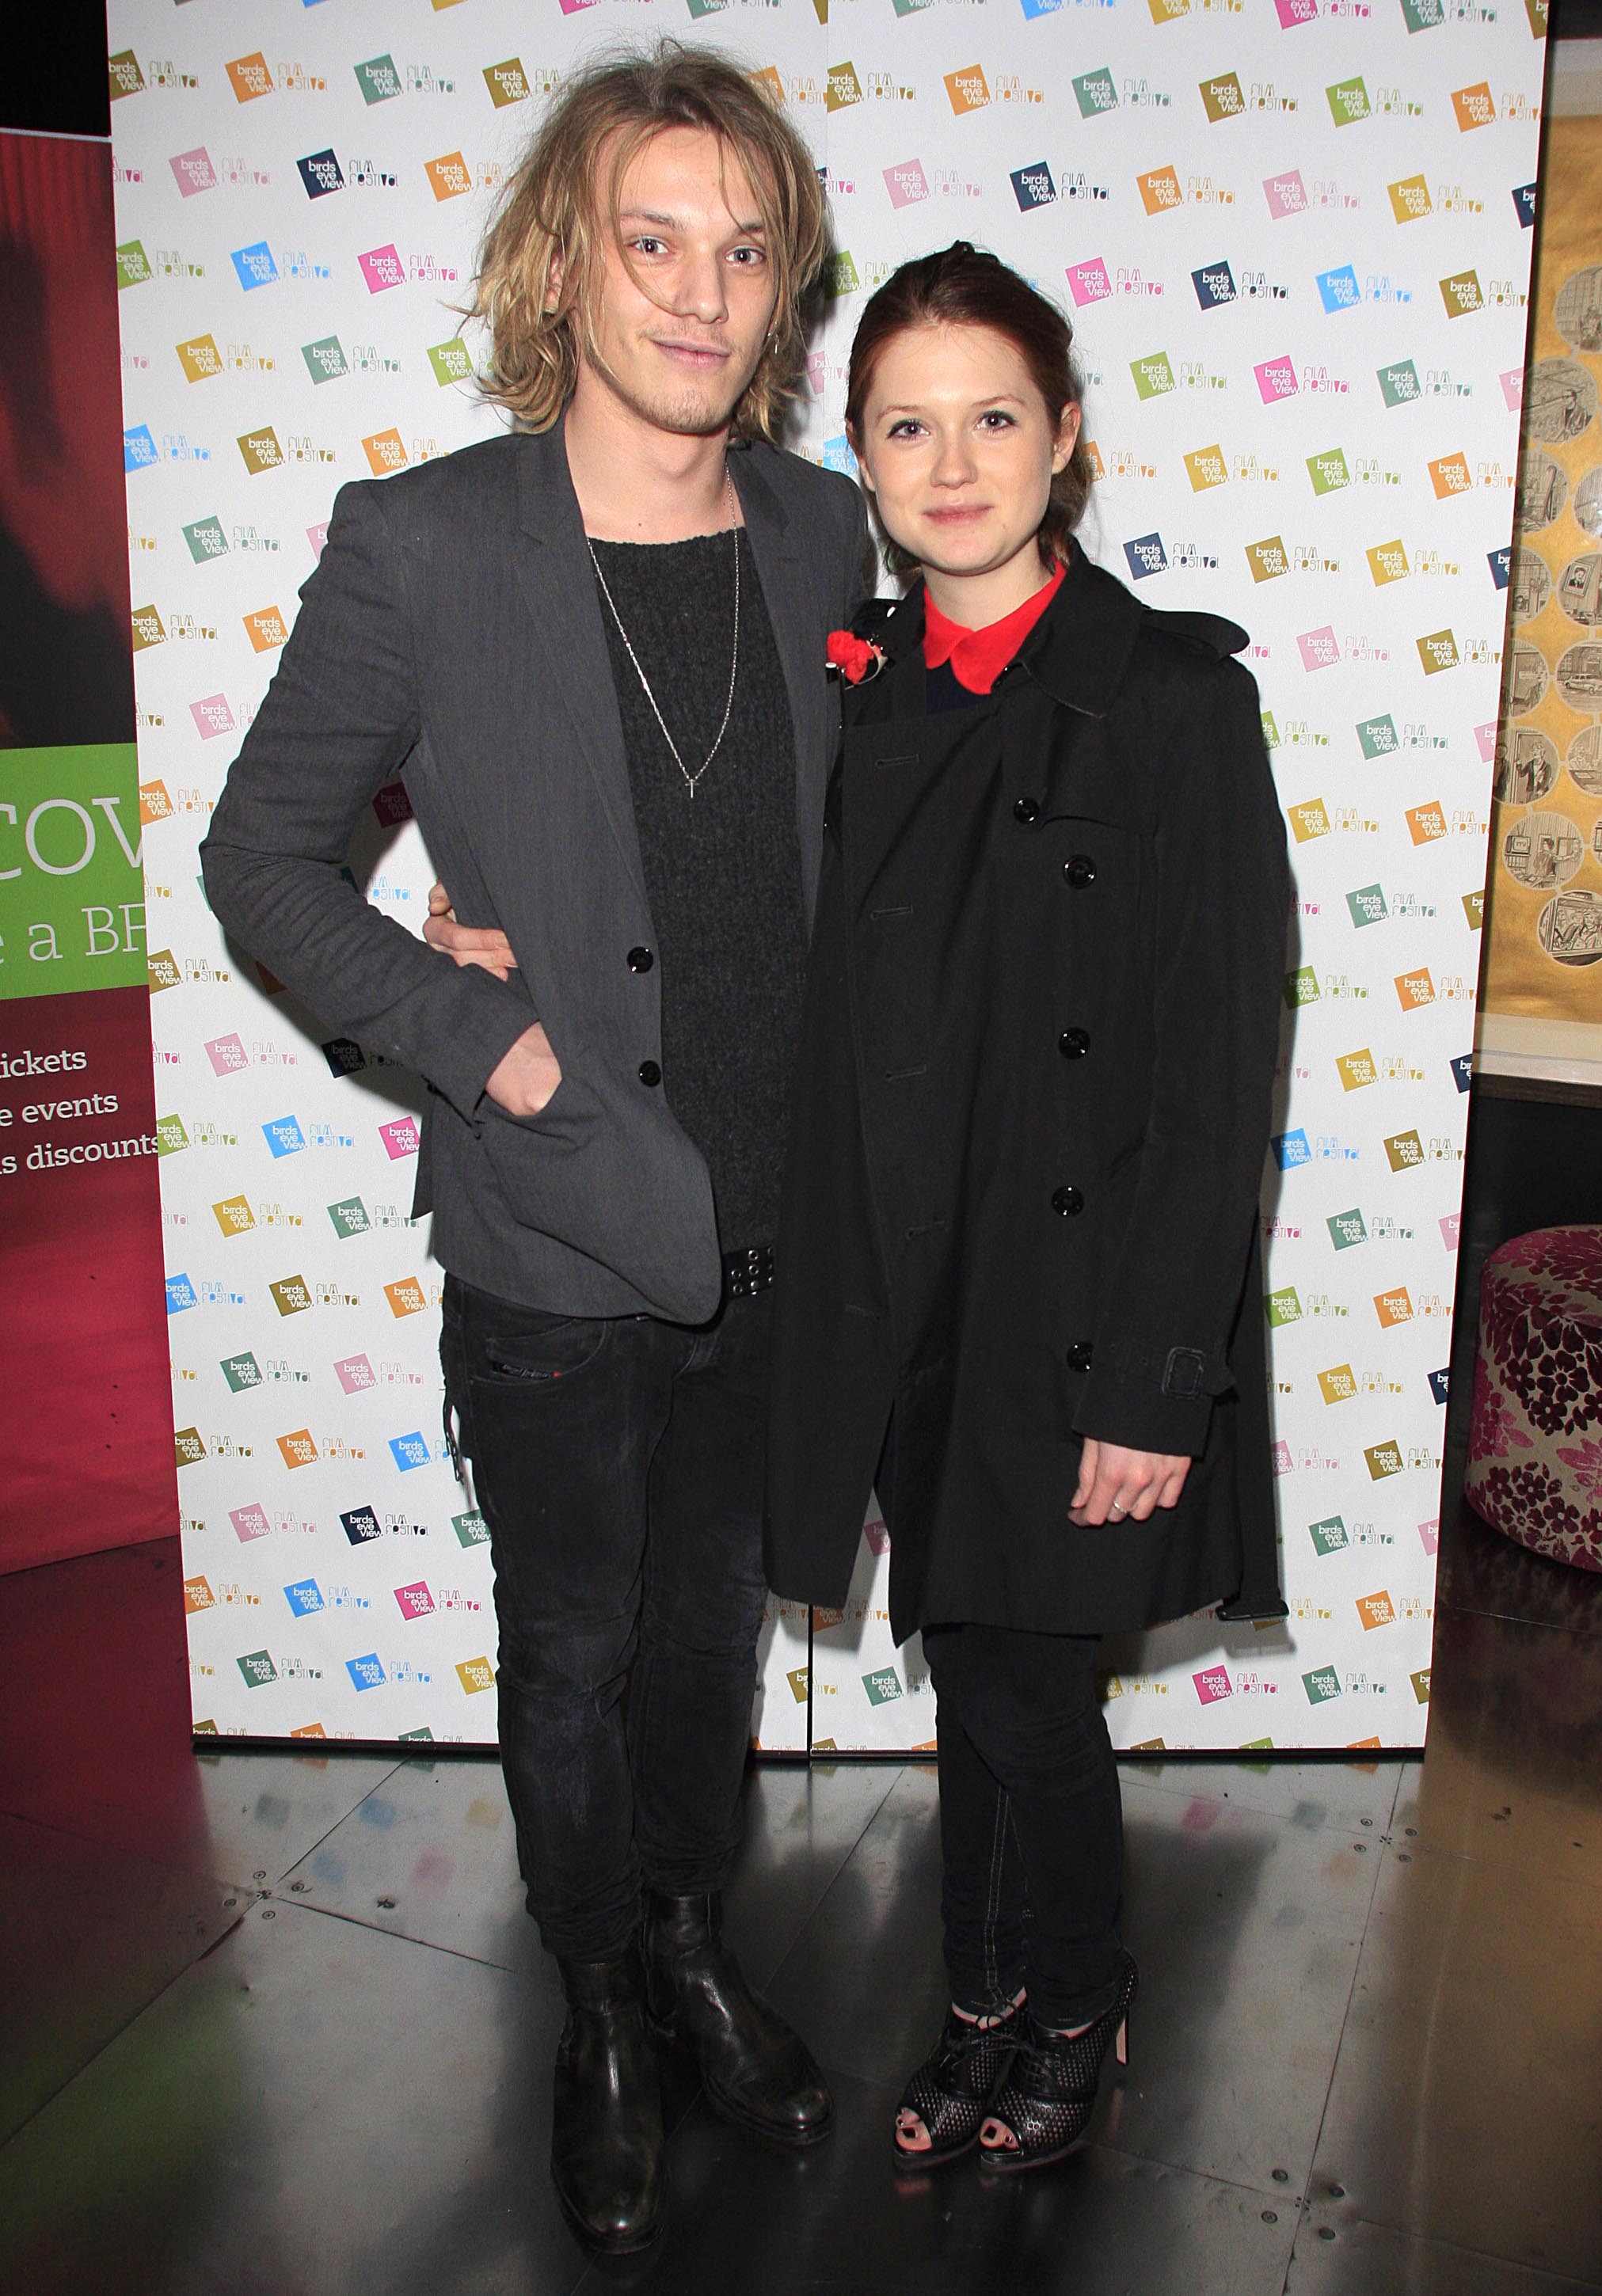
[440,1275,771,1962]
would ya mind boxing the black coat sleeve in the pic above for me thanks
[200,477,538,1119]
[1072,651,1289,1457]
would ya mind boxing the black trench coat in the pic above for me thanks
[764,546,1292,1645]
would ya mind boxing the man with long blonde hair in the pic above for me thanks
[202,41,864,2251]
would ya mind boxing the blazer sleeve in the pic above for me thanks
[1072,653,1289,1457]
[200,477,537,1120]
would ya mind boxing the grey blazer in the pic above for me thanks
[201,417,869,1322]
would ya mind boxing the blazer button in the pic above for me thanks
[1052,1184,1084,1217]
[1064,853,1098,888]
[1059,1027,1090,1059]
[638,1060,662,1088]
[1066,1340,1094,1374]
[626,946,654,973]
[1013,796,1041,826]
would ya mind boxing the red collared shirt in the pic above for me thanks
[922,561,1065,694]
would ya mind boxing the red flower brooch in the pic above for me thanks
[826,629,885,686]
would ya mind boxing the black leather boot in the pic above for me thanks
[644,1891,833,2147]
[551,1946,664,2252]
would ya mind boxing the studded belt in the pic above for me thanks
[723,1244,775,1300]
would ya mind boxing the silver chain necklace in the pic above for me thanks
[588,470,740,801]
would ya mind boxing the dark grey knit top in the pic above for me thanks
[591,529,806,1254]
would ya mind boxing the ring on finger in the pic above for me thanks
[1109,1498,1128,1516]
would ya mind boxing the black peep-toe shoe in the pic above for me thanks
[978,1952,1138,2172]
[892,2002,1023,2171]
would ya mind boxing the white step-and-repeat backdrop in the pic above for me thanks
[108,0,1543,1751]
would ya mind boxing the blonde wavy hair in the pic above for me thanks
[469,42,829,443]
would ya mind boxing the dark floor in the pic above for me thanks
[2,1443,1599,2296]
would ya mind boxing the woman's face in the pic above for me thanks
[850,321,1079,590]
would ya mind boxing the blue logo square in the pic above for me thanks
[124,424,158,473]
[341,1506,382,1545]
[821,435,855,476]
[1273,1128,1311,1171]
[1019,0,1065,16]
[1512,181,1536,230]
[1192,259,1236,310]
[297,149,344,198]
[346,1653,386,1691]
[1450,1053,1472,1093]
[1123,534,1167,581]
[1487,545,1512,591]
[1010,162,1056,211]
[262,1115,306,1158]
[322,1036,368,1078]
[1316,264,1361,315]
[1427,1367,1450,1406]
[284,1579,324,1617]
[230,241,280,292]
[390,1432,430,1472]
[166,1273,198,1313]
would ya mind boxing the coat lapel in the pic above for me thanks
[730,449,830,919]
[511,416,648,907]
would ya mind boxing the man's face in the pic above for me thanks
[576,125,778,439]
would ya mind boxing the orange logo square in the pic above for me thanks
[1083,440,1106,483]
[362,428,409,477]
[1289,798,1330,842]
[1406,801,1446,845]
[424,152,473,201]
[290,1722,328,1739]
[748,65,785,105]
[139,780,173,824]
[1137,165,1184,215]
[1337,1049,1376,1091]
[278,1429,318,1469]
[225,52,274,102]
[1452,82,1495,130]
[244,607,289,652]
[1428,453,1472,498]
[1357,1591,1396,1630]
[386,1277,428,1317]
[1374,1289,1414,1327]
[183,1575,215,1614]
[945,64,991,113]
[1395,968,1435,1009]
[1185,445,1228,491]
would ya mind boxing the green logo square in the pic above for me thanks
[354,54,403,105]
[116,240,152,290]
[1347,884,1388,928]
[1266,1287,1303,1328]
[862,1667,904,1706]
[1241,1736,1273,1751]
[182,515,229,564]
[1377,360,1421,408]
[1327,1208,1368,1250]
[1073,68,1119,116]
[302,335,348,385]
[238,1648,278,1689]
[1309,1515,1349,1557]
[1131,351,1176,401]
[327,1197,371,1239]
[1302,1665,1342,1704]
[1261,712,1280,751]
[398,1725,436,1741]
[1284,965,1321,1009]
[830,251,861,296]
[428,338,474,387]
[1307,447,1351,496]
[155,1113,190,1155]
[220,1352,262,1393]
[1400,0,1443,28]
[1357,714,1398,758]
[453,1510,490,1549]
[1326,76,1371,124]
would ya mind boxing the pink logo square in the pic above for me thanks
[1256,355,1299,403]
[306,522,329,561]
[805,351,825,399]
[169,146,218,196]
[230,1502,272,1542]
[1262,171,1307,220]
[190,694,236,739]
[379,1116,420,1160]
[884,159,930,209]
[358,244,405,294]
[1275,0,1318,21]
[1417,1518,1440,1555]
[1193,1665,1233,1704]
[1500,368,1524,412]
[1183,1798,1223,1831]
[335,1354,375,1394]
[1297,625,1340,671]
[864,1515,891,1557]
[395,1579,435,1619]
[1439,1212,1460,1252]
[557,0,600,12]
[1066,258,1113,307]
[1271,1440,1293,1477]
[1475,720,1499,763]
[205,1033,249,1076]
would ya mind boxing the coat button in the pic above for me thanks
[1052,1184,1084,1217]
[1066,1340,1094,1374]
[1059,1027,1090,1059]
[626,946,654,973]
[638,1060,662,1088]
[1064,853,1098,888]
[1013,796,1041,826]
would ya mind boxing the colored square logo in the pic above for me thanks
[270,1276,313,1317]
[883,160,930,209]
[230,1503,272,1543]
[1273,1128,1311,1169]
[456,1657,495,1694]
[184,515,229,563]
[1513,181,1537,230]
[341,1506,382,1545]
[279,1429,318,1471]
[1318,1364,1357,1404]
[385,1277,428,1318]
[1328,1208,1368,1249]
[1451,1053,1472,1093]
[1193,260,1236,310]
[379,1117,420,1160]
[238,1649,278,1689]
[826,62,863,112]
[1073,68,1119,116]
[226,54,274,103]
[484,59,530,108]
[1124,534,1169,580]
[335,1354,375,1394]
[1297,626,1340,672]
[262,1115,305,1158]
[1318,266,1362,315]
[108,51,146,99]
[346,1653,386,1691]
[285,1579,324,1617]
[221,1352,262,1393]
[1193,1666,1233,1703]
[147,950,181,993]
[390,1432,431,1473]
[1395,968,1435,1009]
[1462,891,1484,931]
[1375,1288,1414,1327]
[1428,453,1472,497]
[1347,884,1388,927]
[1410,1667,1431,1705]
[1357,1590,1395,1630]
[155,1116,189,1156]
[1132,351,1177,400]
[124,425,158,471]
[362,429,408,477]
[1256,355,1299,404]
[1417,630,1459,675]
[1440,271,1482,318]
[1307,448,1352,497]
[1137,166,1184,215]
[359,245,405,294]
[454,1511,490,1549]
[944,66,991,114]
[1309,1516,1349,1556]
[191,697,236,740]
[1384,1131,1425,1172]
[1200,72,1245,121]
[1248,537,1290,583]
[1010,163,1056,212]
[863,1667,904,1705]
[323,1038,367,1078]
[1186,446,1229,491]
[230,241,279,292]
[1452,82,1495,130]
[425,153,473,201]
[1378,361,1421,409]
[238,428,283,475]
[1326,77,1371,124]
[1406,802,1447,844]
[297,150,344,199]
[1266,1287,1303,1328]
[166,1274,198,1313]
[1302,1666,1342,1705]
[1284,966,1321,1008]
[328,1197,371,1239]
[1388,175,1432,222]
[1067,260,1113,307]
[116,241,152,291]
[212,1194,256,1237]
[1262,170,1307,220]
[303,335,348,384]
[354,55,403,105]
[1337,1049,1377,1091]
[1401,0,1444,24]
[1290,798,1331,842]
[394,1579,435,1618]
[131,605,166,652]
[174,1427,206,1467]
[169,148,217,198]
[1368,541,1410,585]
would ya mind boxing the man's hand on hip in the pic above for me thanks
[485,1023,562,1118]
[424,880,517,979]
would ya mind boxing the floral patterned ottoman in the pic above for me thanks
[1464,1225,1602,1573]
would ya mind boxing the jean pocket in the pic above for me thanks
[474,1313,611,1386]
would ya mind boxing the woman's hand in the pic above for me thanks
[1071,1439,1190,1526]
[485,1023,562,1118]
[424,880,517,979]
